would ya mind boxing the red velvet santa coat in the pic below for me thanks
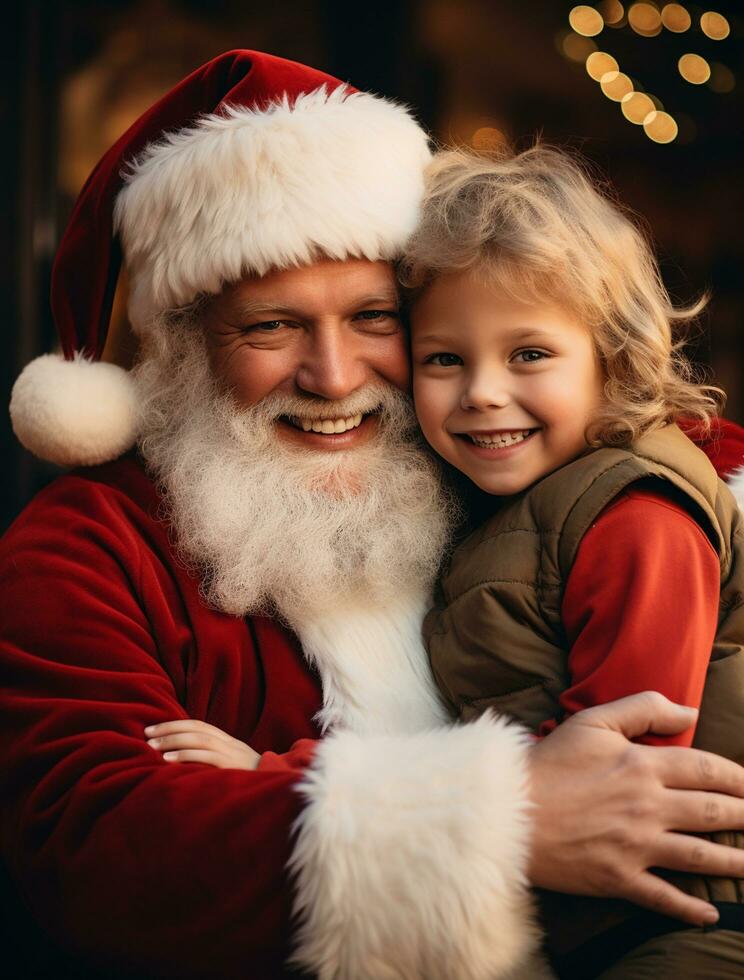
[0,455,536,980]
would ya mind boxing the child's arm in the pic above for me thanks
[145,719,319,772]
[543,487,720,746]
[145,719,261,769]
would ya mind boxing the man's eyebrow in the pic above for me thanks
[227,292,401,320]
[228,299,299,319]
[351,292,400,307]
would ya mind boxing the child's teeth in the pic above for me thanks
[470,430,532,448]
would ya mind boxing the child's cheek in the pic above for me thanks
[413,375,450,456]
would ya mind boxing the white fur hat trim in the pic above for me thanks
[10,353,139,467]
[114,86,432,330]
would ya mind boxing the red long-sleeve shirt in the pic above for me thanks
[540,487,721,746]
[276,482,727,765]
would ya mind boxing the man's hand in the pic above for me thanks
[529,691,744,926]
[145,719,261,770]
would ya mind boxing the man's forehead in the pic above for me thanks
[217,258,399,315]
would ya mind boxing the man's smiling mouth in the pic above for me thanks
[281,410,380,434]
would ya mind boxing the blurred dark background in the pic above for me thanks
[2,0,742,531]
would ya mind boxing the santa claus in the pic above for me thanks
[4,50,744,980]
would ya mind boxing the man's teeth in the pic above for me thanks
[293,414,364,434]
[469,430,533,448]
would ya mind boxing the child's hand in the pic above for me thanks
[145,719,260,770]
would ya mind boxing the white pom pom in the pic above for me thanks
[9,353,139,467]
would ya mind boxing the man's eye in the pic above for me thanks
[512,349,548,363]
[424,352,462,367]
[242,320,286,333]
[354,309,399,322]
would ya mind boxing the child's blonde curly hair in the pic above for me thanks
[399,144,723,446]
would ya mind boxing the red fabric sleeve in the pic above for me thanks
[258,739,319,772]
[539,489,720,747]
[0,473,314,979]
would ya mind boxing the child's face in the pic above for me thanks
[411,270,603,495]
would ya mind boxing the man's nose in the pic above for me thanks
[460,368,511,412]
[295,326,371,400]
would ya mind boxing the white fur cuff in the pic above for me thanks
[289,713,536,980]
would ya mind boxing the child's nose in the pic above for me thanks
[460,370,511,411]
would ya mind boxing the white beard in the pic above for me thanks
[133,314,457,733]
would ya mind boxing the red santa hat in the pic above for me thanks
[10,49,432,467]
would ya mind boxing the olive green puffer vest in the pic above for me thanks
[425,423,744,916]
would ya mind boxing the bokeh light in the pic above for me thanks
[679,53,712,85]
[628,3,662,37]
[598,1,625,26]
[471,127,507,152]
[621,91,656,124]
[643,111,679,143]
[600,70,634,101]
[708,62,736,93]
[700,11,730,40]
[569,5,605,37]
[661,4,691,32]
[562,32,599,62]
[586,51,619,81]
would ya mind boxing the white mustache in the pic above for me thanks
[253,384,396,423]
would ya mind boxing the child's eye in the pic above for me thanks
[424,352,463,367]
[512,349,548,364]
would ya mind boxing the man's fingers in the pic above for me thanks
[144,719,233,743]
[654,832,744,878]
[625,870,718,927]
[656,746,744,797]
[660,788,744,834]
[573,691,698,740]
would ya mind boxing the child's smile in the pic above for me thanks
[411,270,604,496]
[457,427,538,452]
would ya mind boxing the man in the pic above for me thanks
[4,50,744,980]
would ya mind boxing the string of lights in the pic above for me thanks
[560,3,734,143]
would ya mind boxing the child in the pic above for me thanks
[145,143,744,975]
[402,145,744,978]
